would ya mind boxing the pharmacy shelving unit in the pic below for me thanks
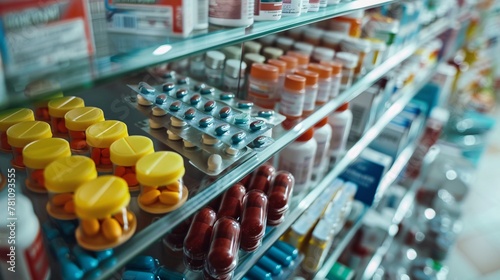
[0,1,459,280]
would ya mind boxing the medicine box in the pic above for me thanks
[106,0,194,37]
[369,115,412,161]
[0,0,94,76]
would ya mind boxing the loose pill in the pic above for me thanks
[258,110,275,118]
[200,87,214,95]
[169,101,182,112]
[139,82,155,94]
[101,157,112,165]
[122,173,138,186]
[237,101,254,109]
[219,107,232,119]
[165,182,181,192]
[176,89,188,99]
[101,148,110,158]
[70,139,88,150]
[81,219,100,236]
[204,100,216,112]
[253,136,267,148]
[220,93,235,101]
[199,116,214,128]
[207,154,222,172]
[52,193,74,207]
[159,191,181,205]
[102,217,122,241]
[155,94,168,105]
[215,124,230,136]
[139,190,161,205]
[184,108,196,120]
[162,82,175,92]
[113,211,134,226]
[64,201,75,214]
[231,132,246,144]
[57,121,68,133]
[250,120,265,132]
[31,169,45,186]
[114,166,127,177]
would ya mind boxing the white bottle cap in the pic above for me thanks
[323,31,347,45]
[244,41,262,54]
[263,47,284,60]
[313,47,335,62]
[334,52,359,68]
[276,37,295,50]
[293,42,315,55]
[341,37,372,53]
[258,35,277,46]
[244,53,266,65]
[225,59,247,78]
[221,46,242,60]
[205,51,226,69]
[304,27,325,40]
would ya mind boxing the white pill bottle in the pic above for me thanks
[209,0,254,27]
[0,194,50,280]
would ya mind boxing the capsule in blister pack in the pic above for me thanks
[240,190,268,252]
[267,171,294,226]
[248,164,276,193]
[218,183,246,221]
[205,217,241,279]
[183,207,217,270]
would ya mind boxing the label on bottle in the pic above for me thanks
[210,0,253,20]
[314,136,330,167]
[282,0,302,16]
[330,21,351,35]
[316,80,331,103]
[303,86,318,112]
[309,0,320,11]
[301,0,309,13]
[205,68,223,87]
[330,74,341,97]
[255,0,283,19]
[319,0,328,7]
[279,89,305,117]
[329,123,348,151]
[279,153,314,193]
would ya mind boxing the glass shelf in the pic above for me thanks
[1,0,400,110]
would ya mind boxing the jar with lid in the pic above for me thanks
[48,96,85,138]
[279,74,306,120]
[304,27,324,46]
[33,92,63,122]
[65,107,105,153]
[223,59,247,93]
[136,152,189,214]
[340,37,372,78]
[287,50,310,69]
[282,0,302,17]
[110,135,154,191]
[205,51,226,87]
[295,70,319,116]
[320,61,343,99]
[263,47,284,61]
[334,52,359,91]
[328,9,364,37]
[267,59,287,99]
[307,63,333,105]
[23,138,71,193]
[86,120,129,172]
[293,42,315,56]
[209,0,254,27]
[243,41,262,55]
[312,47,335,63]
[45,156,97,220]
[279,55,299,75]
[322,31,346,52]
[7,121,52,168]
[205,217,241,280]
[276,37,295,52]
[247,64,280,109]
[75,175,137,250]
[0,108,34,152]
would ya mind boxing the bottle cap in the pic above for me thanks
[279,55,298,70]
[340,38,372,53]
[322,31,346,45]
[263,47,284,60]
[342,9,364,19]
[315,117,329,128]
[86,120,128,148]
[294,70,319,86]
[334,52,359,69]
[65,107,105,131]
[297,128,314,142]
[136,151,185,186]
[293,42,314,55]
[48,96,85,118]
[284,75,306,91]
[7,121,52,147]
[276,37,295,48]
[258,35,277,46]
[244,53,266,66]
[320,61,343,75]
[110,136,155,167]
[366,38,387,51]
[74,175,130,219]
[307,63,332,79]
[0,108,34,132]
[205,51,226,69]
[336,102,350,112]
[267,59,287,74]
[244,41,262,54]
[225,59,247,78]
[313,47,335,62]
[221,46,242,60]
[286,51,310,65]
[304,27,324,39]
[23,138,71,169]
[250,64,279,80]
[45,156,97,193]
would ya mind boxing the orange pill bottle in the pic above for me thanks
[74,175,136,250]
[86,120,128,172]
[65,107,105,153]
[44,156,97,220]
[0,108,34,152]
[23,138,71,193]
[110,136,154,191]
[136,152,189,214]
[7,121,52,168]
[48,96,85,138]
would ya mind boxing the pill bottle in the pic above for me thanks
[48,96,85,138]
[189,54,206,80]
[223,59,247,94]
[267,171,294,226]
[301,0,309,13]
[334,52,358,91]
[309,0,320,12]
[302,219,332,273]
[307,63,332,105]
[304,28,324,46]
[312,47,335,63]
[194,0,209,30]
[282,0,302,17]
[205,51,226,87]
[247,64,279,109]
[287,26,306,40]
[340,37,372,77]
[278,128,317,195]
[276,37,295,52]
[221,46,242,61]
[365,15,399,59]
[279,55,299,75]
[293,42,315,56]
[244,41,262,55]
[74,175,137,250]
[263,47,284,61]
[320,61,342,99]
[45,156,97,220]
[258,34,277,48]
[65,107,105,153]
[33,92,63,122]
[319,0,327,7]
[7,121,52,168]
[328,0,341,4]
[328,10,364,37]
[209,0,254,27]
[267,59,287,99]
[0,195,51,280]
[23,138,71,193]
[205,217,241,279]
[287,50,310,69]
[322,31,346,51]
[294,70,319,116]
[136,151,189,214]
[183,207,217,270]
[0,108,34,152]
[328,102,352,165]
[312,117,332,180]
[110,135,154,191]
[365,38,387,71]
[86,120,128,172]
[240,190,269,251]
[279,75,306,120]
[255,0,283,21]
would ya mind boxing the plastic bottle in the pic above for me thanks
[0,195,51,280]
[304,28,324,45]
[340,37,372,78]
[334,52,358,91]
[209,0,254,27]
[328,9,364,37]
[276,37,295,52]
[320,61,342,99]
[267,59,287,99]
[328,103,353,165]
[86,120,129,172]
[7,121,52,168]
[322,31,346,52]
[247,64,279,109]
[282,0,302,17]
[279,74,306,119]
[205,51,226,87]
[308,0,320,12]
[307,63,332,105]
[48,96,85,138]
[255,0,283,21]
[194,0,209,30]
[243,41,262,54]
[65,107,105,153]
[301,0,310,13]
[294,70,319,116]
[223,59,247,93]
[263,47,284,61]
[278,128,317,195]
[313,117,332,180]
[287,51,310,69]
[312,47,335,63]
[319,0,327,8]
[0,108,34,152]
[279,55,298,75]
[293,42,314,56]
